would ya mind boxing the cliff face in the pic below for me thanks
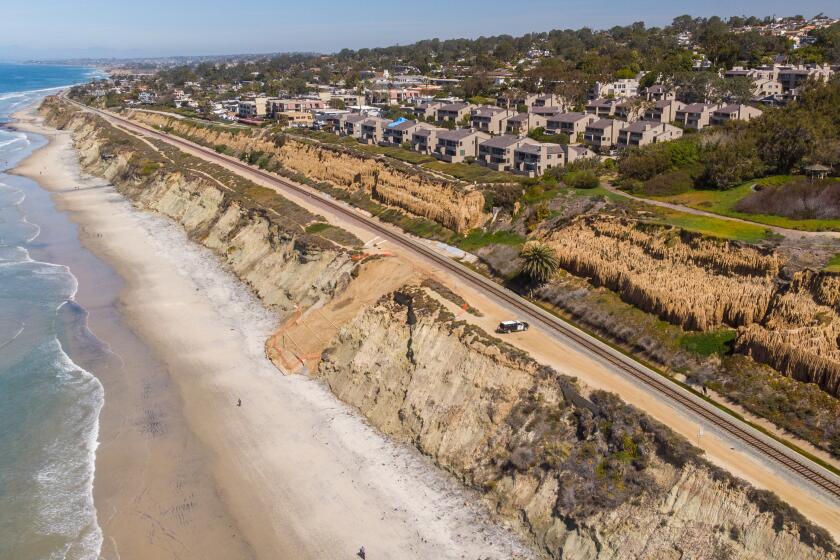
[541,215,840,398]
[127,111,485,233]
[42,99,354,316]
[319,288,836,560]
[42,98,838,559]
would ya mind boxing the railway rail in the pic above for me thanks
[65,97,840,502]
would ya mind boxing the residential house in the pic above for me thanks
[513,142,565,177]
[614,98,648,122]
[381,120,436,147]
[529,105,564,119]
[138,91,156,104]
[584,119,627,150]
[617,121,684,148]
[478,135,539,171]
[238,97,268,118]
[267,98,324,116]
[545,112,597,139]
[471,106,517,134]
[532,93,564,109]
[674,103,721,130]
[342,114,368,138]
[412,101,444,120]
[496,92,538,109]
[777,64,833,91]
[643,99,685,123]
[435,102,474,123]
[585,98,620,118]
[641,85,674,101]
[411,126,447,155]
[752,78,783,98]
[710,104,764,125]
[279,111,313,128]
[590,78,639,100]
[505,112,548,135]
[433,129,490,163]
[360,117,393,144]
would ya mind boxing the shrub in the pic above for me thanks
[564,170,600,189]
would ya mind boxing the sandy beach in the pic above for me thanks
[11,107,533,559]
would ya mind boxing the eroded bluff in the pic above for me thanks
[127,110,485,233]
[541,215,840,398]
[41,98,353,315]
[318,288,836,560]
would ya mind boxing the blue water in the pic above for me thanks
[0,65,105,559]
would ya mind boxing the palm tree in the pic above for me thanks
[520,242,559,283]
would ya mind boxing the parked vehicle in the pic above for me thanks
[496,320,529,333]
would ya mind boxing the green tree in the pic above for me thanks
[520,242,560,283]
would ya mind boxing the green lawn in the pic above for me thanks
[455,229,526,251]
[679,329,737,356]
[645,176,840,233]
[824,253,840,273]
[421,161,524,183]
[649,208,770,243]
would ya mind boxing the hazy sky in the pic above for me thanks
[1,0,836,59]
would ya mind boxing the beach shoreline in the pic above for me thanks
[10,104,534,559]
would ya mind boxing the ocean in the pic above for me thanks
[0,64,105,559]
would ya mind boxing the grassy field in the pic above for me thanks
[645,176,840,233]
[824,253,840,272]
[679,329,737,356]
[455,229,526,251]
[421,160,524,183]
[649,208,771,243]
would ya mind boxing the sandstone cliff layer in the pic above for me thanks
[319,287,837,559]
[127,111,485,233]
[43,98,354,316]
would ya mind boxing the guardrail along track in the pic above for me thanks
[68,99,840,501]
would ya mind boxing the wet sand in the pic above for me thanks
[10,107,533,559]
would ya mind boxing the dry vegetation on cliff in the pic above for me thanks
[127,111,486,233]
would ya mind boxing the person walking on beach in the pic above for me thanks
[237,398,241,407]
[357,546,366,559]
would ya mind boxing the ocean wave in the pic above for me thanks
[33,338,104,560]
[0,133,29,149]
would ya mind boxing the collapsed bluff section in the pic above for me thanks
[40,97,838,560]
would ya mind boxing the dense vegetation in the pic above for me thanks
[619,80,839,192]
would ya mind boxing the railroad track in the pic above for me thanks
[66,98,840,501]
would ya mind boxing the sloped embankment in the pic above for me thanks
[127,111,486,233]
[319,287,837,559]
[542,215,840,398]
[41,97,355,317]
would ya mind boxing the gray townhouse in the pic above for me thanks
[412,101,444,120]
[584,118,627,150]
[505,112,548,135]
[674,103,721,130]
[545,112,597,139]
[411,126,448,155]
[360,117,392,144]
[614,98,647,122]
[641,85,675,101]
[381,120,437,147]
[617,121,684,148]
[496,91,539,109]
[471,106,517,135]
[585,98,620,118]
[643,99,685,123]
[513,143,596,177]
[710,104,764,125]
[435,102,474,123]
[342,114,368,138]
[433,129,490,163]
[529,105,564,119]
[477,135,539,171]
